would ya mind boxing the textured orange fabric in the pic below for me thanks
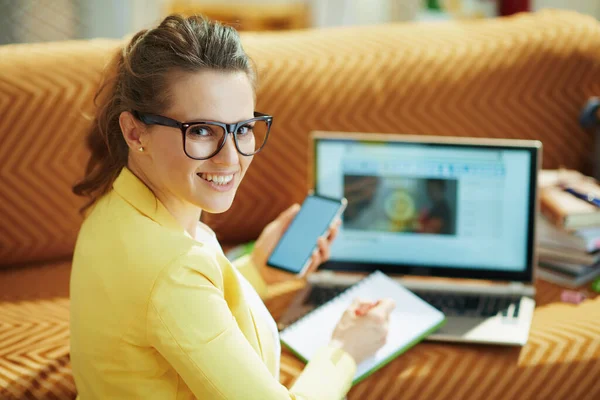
[0,39,120,266]
[1,11,600,265]
[0,298,73,400]
[0,265,598,400]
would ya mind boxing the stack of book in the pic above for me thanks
[537,170,600,288]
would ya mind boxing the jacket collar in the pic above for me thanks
[112,167,192,237]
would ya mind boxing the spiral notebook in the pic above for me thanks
[279,271,446,385]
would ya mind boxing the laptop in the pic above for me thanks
[277,131,541,346]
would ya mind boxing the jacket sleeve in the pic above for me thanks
[147,250,356,400]
[231,253,268,298]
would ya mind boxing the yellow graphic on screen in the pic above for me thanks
[383,190,416,231]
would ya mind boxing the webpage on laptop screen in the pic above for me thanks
[316,140,532,271]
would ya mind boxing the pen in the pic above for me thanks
[563,187,600,208]
[355,300,381,316]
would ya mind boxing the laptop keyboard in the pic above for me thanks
[412,291,522,318]
[302,285,522,318]
[303,285,348,307]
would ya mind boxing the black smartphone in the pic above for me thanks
[267,193,347,275]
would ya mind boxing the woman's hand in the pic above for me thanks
[251,203,341,285]
[330,298,396,365]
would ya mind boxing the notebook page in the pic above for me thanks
[280,271,445,381]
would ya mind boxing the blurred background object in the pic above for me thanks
[0,0,83,44]
[0,0,162,45]
[166,0,310,30]
[1,0,600,45]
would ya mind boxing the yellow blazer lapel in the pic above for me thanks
[221,258,277,376]
[249,308,277,376]
[219,259,263,359]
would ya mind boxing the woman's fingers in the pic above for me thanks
[305,249,321,275]
[327,219,341,241]
[306,237,330,275]
[366,298,396,320]
[304,219,340,275]
[349,297,369,311]
[317,236,330,261]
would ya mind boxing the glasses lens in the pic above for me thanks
[235,119,269,155]
[184,124,226,159]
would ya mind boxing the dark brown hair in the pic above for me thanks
[73,14,255,211]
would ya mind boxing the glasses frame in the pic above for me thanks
[132,110,273,160]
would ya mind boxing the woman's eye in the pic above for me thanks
[238,125,253,135]
[189,126,212,136]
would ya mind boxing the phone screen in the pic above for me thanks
[267,195,345,274]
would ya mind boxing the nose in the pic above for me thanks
[212,132,239,165]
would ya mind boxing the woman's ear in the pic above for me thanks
[119,111,146,152]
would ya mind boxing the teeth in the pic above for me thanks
[199,173,234,185]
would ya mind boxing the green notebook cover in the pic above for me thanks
[279,271,446,385]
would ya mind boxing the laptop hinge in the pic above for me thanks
[508,281,536,297]
[310,272,536,298]
[398,279,536,297]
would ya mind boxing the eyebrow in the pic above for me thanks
[185,115,255,124]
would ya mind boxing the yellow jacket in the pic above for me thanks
[70,167,356,399]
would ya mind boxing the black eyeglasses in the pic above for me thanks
[132,110,273,160]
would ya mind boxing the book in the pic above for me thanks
[538,169,584,189]
[540,186,600,229]
[537,246,600,266]
[537,265,600,288]
[537,215,600,253]
[539,260,599,276]
[279,271,446,385]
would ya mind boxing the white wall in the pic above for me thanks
[533,0,600,19]
[80,0,163,39]
[79,0,131,39]
[311,0,421,27]
[4,0,78,43]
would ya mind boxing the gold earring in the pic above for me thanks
[138,147,144,152]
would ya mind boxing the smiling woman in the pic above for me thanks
[72,20,262,219]
[69,14,393,400]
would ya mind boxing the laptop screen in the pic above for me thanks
[313,134,539,282]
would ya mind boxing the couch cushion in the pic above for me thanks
[0,261,74,399]
[0,260,71,302]
[0,40,120,266]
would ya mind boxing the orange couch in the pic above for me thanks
[1,10,600,399]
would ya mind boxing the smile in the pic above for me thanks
[198,173,235,186]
